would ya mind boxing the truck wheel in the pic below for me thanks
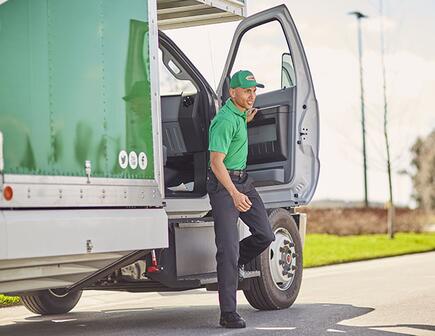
[21,289,82,315]
[243,208,303,310]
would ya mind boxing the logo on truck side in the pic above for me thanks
[129,151,138,169]
[118,150,147,170]
[138,152,147,170]
[118,150,128,169]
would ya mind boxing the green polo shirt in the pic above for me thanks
[208,99,248,170]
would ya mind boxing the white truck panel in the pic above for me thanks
[0,208,168,260]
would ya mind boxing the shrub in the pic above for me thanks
[300,207,434,236]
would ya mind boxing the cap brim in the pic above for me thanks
[233,81,265,89]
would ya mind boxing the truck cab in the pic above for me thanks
[0,0,319,314]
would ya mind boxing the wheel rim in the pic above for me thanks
[269,227,297,291]
[48,288,69,298]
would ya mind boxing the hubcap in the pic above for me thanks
[269,227,297,291]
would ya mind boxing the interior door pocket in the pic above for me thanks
[247,104,289,165]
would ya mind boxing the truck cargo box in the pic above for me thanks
[0,0,163,208]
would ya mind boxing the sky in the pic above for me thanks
[164,0,435,207]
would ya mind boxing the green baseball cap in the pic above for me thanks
[230,70,264,89]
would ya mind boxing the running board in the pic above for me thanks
[179,270,260,285]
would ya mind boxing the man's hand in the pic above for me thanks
[210,152,251,212]
[246,108,258,123]
[231,190,252,212]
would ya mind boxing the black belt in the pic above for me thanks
[227,169,247,178]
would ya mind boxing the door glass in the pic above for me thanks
[231,20,295,93]
[158,49,196,95]
[281,53,296,88]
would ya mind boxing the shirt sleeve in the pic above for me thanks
[208,118,234,155]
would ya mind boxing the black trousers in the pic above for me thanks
[207,170,275,313]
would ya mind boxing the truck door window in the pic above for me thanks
[158,49,196,95]
[231,20,295,93]
[281,53,296,89]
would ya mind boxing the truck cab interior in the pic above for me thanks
[159,31,212,198]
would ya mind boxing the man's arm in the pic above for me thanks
[210,151,252,212]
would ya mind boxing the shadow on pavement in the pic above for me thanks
[366,324,435,332]
[0,303,432,335]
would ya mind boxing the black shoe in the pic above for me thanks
[219,312,246,328]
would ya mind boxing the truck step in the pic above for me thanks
[239,269,261,280]
[179,270,260,285]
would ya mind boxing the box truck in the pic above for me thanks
[0,0,319,314]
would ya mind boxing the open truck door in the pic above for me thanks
[217,4,320,208]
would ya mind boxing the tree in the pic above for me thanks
[411,130,435,211]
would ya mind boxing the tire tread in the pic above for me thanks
[21,290,82,315]
[243,208,303,311]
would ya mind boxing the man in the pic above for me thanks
[207,70,275,328]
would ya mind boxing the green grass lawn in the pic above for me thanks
[1,233,435,307]
[304,232,435,268]
[0,294,20,307]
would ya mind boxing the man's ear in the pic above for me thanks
[229,88,235,99]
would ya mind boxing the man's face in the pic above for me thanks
[230,86,257,111]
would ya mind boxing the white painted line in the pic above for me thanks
[104,308,153,314]
[327,329,346,333]
[52,319,77,323]
[256,327,297,330]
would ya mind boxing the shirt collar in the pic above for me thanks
[225,99,247,120]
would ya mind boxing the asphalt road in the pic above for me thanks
[1,252,434,336]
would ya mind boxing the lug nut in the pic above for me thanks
[280,246,291,253]
[284,240,295,247]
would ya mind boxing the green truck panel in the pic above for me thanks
[0,0,155,179]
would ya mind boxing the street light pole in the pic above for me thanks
[349,11,369,208]
[379,0,395,238]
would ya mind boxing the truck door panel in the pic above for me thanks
[245,88,296,186]
[217,5,320,207]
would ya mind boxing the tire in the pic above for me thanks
[243,208,303,310]
[21,289,82,315]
